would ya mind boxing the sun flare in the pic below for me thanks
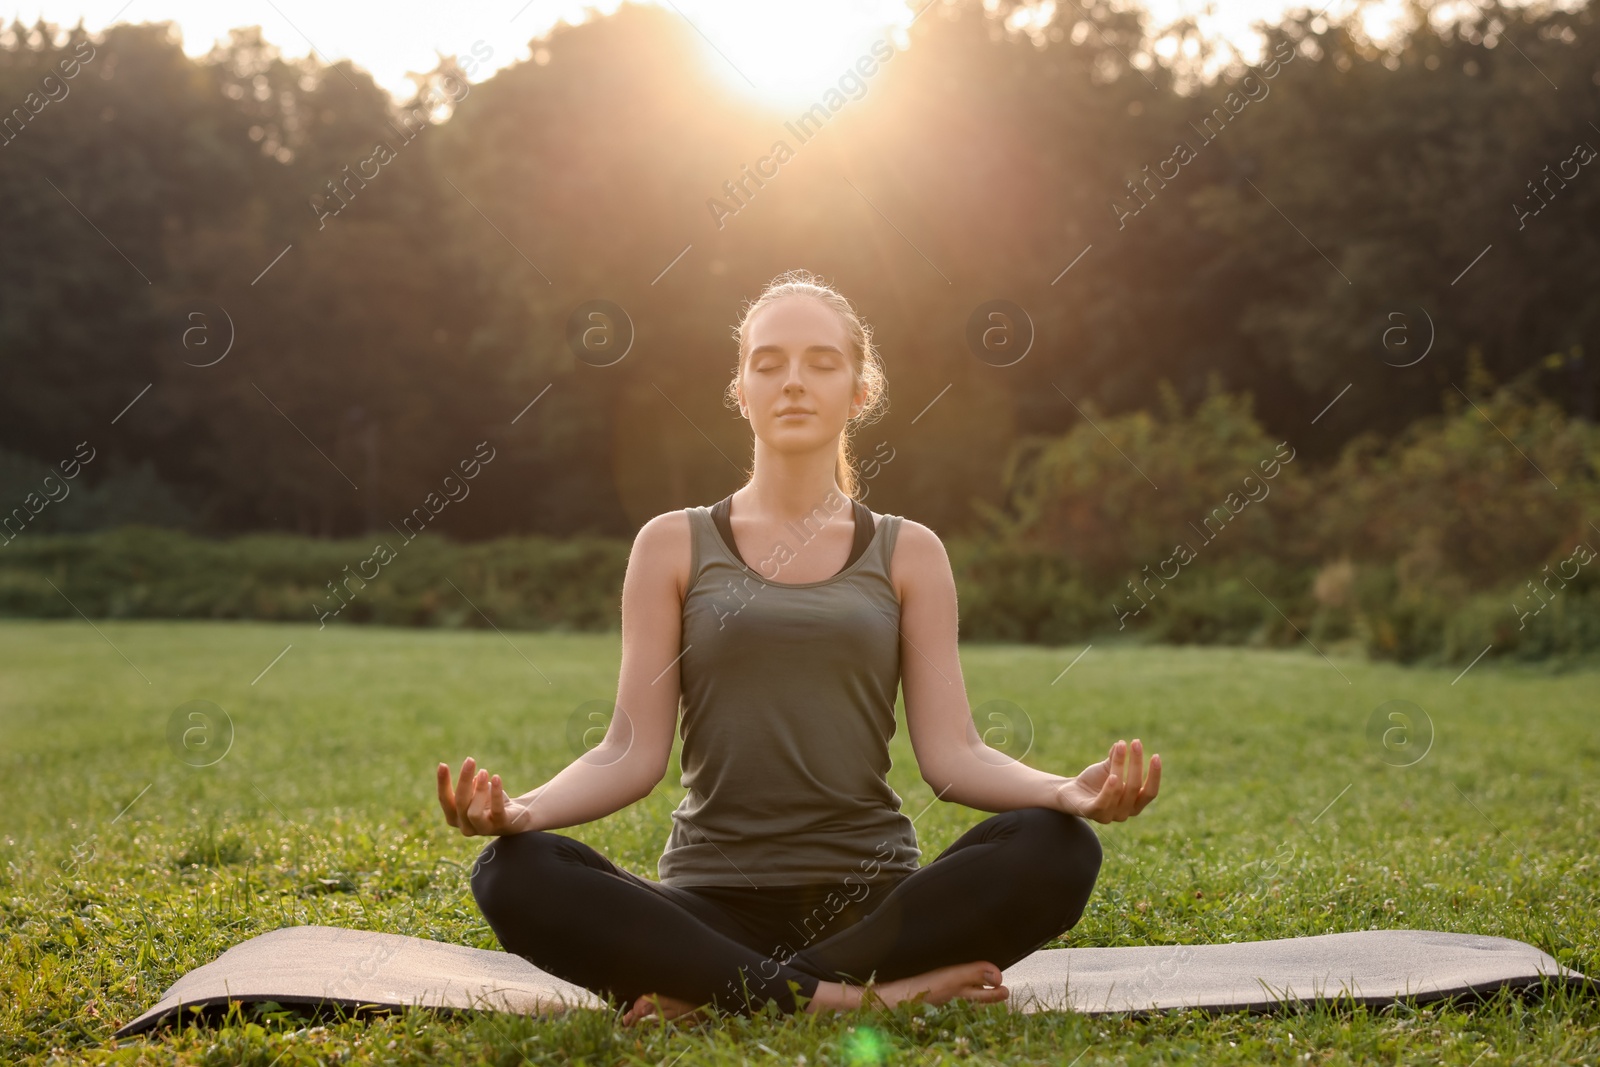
[672,0,916,112]
[30,0,1441,106]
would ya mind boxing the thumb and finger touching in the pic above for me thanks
[490,774,509,831]
[437,758,528,837]
[1084,738,1166,821]
[453,758,479,827]
[1127,740,1146,793]
[465,769,492,834]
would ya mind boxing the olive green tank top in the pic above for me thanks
[657,495,923,888]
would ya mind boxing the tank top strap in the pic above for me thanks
[685,505,716,595]
[869,510,903,575]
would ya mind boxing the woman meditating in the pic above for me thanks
[435,269,1161,1024]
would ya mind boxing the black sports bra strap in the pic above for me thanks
[847,497,875,563]
[711,494,874,577]
[710,494,735,560]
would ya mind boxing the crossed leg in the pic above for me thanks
[469,807,1102,1020]
[470,829,826,1016]
[784,806,1104,988]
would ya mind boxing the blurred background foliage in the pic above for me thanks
[4,369,1596,665]
[1,0,1597,662]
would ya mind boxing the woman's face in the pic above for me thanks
[738,295,864,452]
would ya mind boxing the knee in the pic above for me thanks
[1017,807,1103,895]
[469,830,560,922]
[1060,811,1104,890]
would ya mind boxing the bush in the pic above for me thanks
[948,537,1104,644]
[1311,373,1598,593]
[962,371,1600,664]
[0,525,629,632]
[973,377,1318,583]
[0,448,198,535]
[3,374,1596,665]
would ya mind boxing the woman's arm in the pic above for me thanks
[437,512,689,835]
[895,520,1159,822]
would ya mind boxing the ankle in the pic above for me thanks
[802,980,861,1014]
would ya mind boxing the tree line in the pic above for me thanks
[1,1,1595,541]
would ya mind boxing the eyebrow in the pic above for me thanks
[749,344,845,357]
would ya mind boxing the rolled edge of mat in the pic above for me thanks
[1004,968,1599,1017]
[114,985,601,1038]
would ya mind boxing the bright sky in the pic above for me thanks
[4,0,1479,106]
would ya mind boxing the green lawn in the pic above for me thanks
[1,619,1596,1065]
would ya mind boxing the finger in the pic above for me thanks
[1107,741,1127,805]
[1093,767,1122,820]
[465,769,491,834]
[454,757,478,821]
[490,774,507,829]
[1135,753,1162,813]
[1115,741,1141,815]
[436,763,458,826]
[1097,741,1119,795]
[461,767,490,837]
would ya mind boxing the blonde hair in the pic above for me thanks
[723,269,888,498]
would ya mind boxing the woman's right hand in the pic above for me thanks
[1053,739,1160,824]
[436,757,532,836]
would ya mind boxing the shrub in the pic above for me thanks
[0,525,629,632]
[1311,373,1598,593]
[960,371,1600,664]
[974,377,1318,584]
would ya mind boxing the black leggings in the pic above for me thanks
[470,806,1103,1016]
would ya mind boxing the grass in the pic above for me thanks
[1,618,1596,1065]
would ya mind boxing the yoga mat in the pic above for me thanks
[115,925,1592,1036]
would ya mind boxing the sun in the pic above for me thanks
[673,0,917,112]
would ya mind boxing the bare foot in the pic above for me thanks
[622,960,1007,1024]
[805,961,1008,1014]
[621,991,712,1026]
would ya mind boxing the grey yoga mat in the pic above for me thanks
[115,925,1592,1036]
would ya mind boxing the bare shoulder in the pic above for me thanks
[630,508,693,601]
[637,507,692,540]
[884,515,951,604]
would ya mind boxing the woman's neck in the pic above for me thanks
[739,447,851,524]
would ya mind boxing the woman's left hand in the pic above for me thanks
[1053,739,1160,823]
